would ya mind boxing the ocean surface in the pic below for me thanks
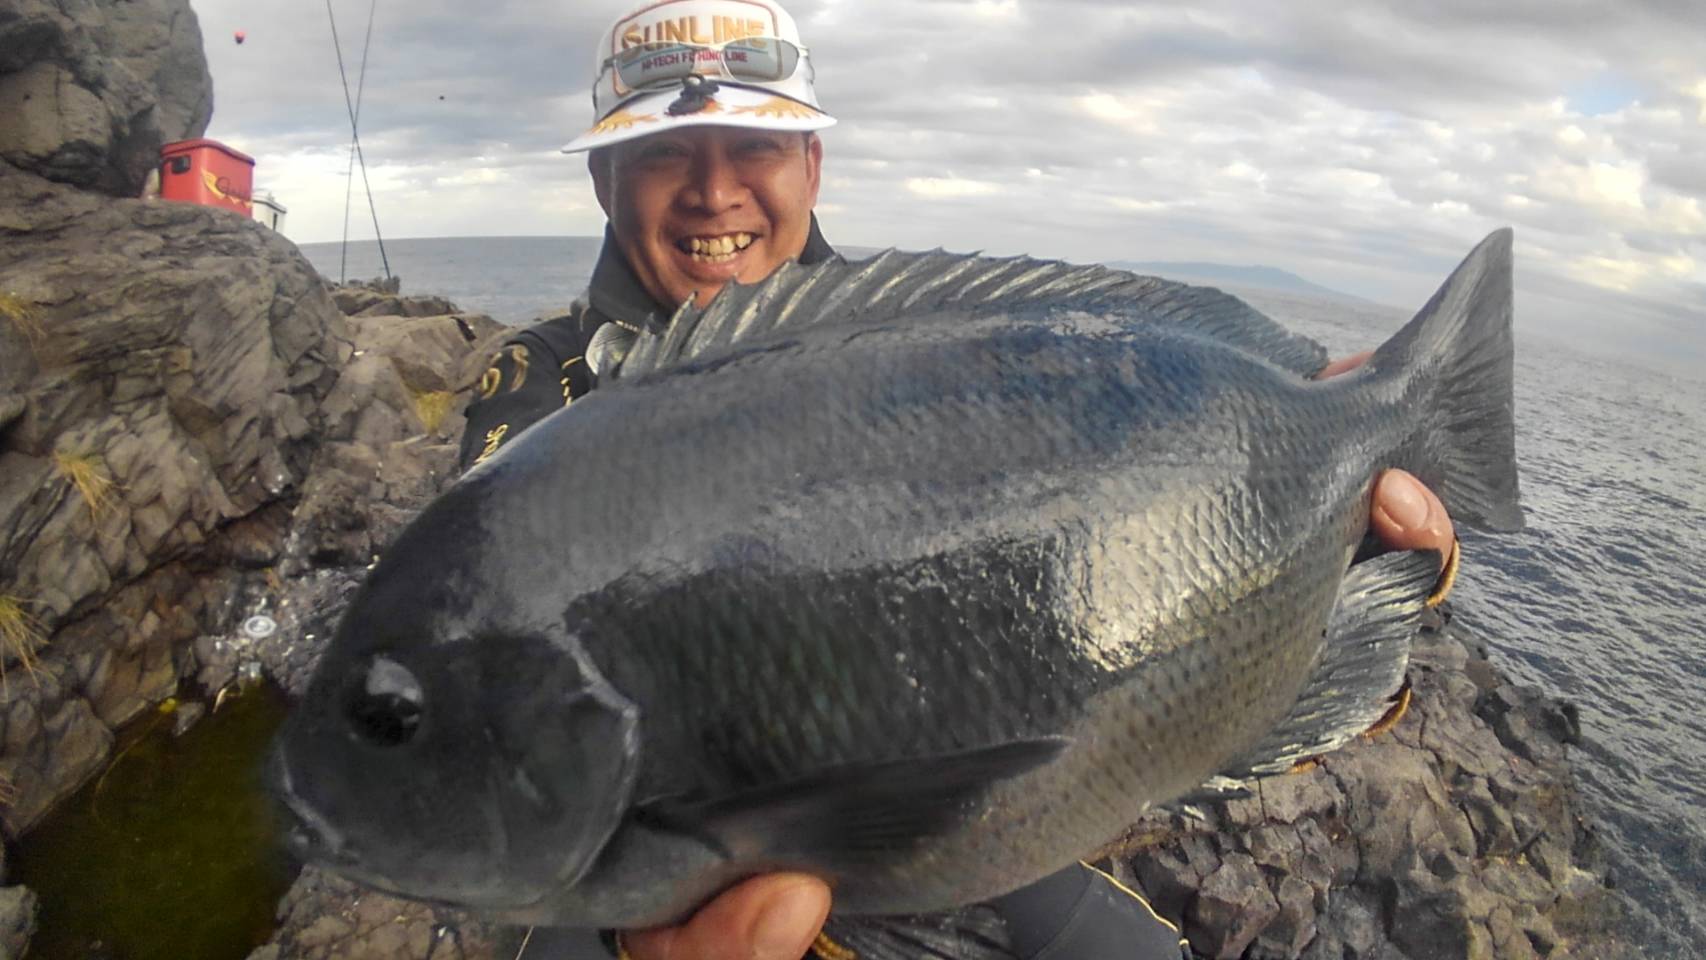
[300,236,1706,957]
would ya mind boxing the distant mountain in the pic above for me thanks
[1106,260,1354,300]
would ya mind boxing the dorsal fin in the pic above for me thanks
[611,250,1330,381]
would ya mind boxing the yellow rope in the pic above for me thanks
[811,932,859,960]
[1427,538,1462,608]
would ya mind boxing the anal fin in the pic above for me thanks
[1203,549,1440,784]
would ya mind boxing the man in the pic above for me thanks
[463,2,1457,957]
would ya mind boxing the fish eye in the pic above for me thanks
[345,656,426,748]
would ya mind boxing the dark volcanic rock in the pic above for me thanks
[0,163,503,837]
[0,884,37,960]
[1106,611,1630,959]
[1191,853,1280,958]
[0,169,347,833]
[0,0,213,196]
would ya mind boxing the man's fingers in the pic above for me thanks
[623,874,832,960]
[1371,470,1455,564]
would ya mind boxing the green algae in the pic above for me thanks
[10,684,298,960]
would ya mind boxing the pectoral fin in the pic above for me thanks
[635,737,1068,865]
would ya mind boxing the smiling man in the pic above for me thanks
[461,2,1456,958]
[458,0,835,473]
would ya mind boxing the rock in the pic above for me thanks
[1130,845,1201,929]
[330,287,463,320]
[0,0,213,196]
[247,867,496,960]
[0,168,354,834]
[1098,617,1625,960]
[0,885,37,960]
[1189,853,1280,959]
[1477,683,1582,765]
[1323,889,1383,958]
[1387,860,1499,959]
[1256,770,1342,824]
[1252,875,1317,959]
[169,699,205,736]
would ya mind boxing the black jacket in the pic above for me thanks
[457,223,1188,960]
[457,218,837,471]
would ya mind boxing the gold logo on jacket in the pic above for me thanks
[505,345,531,391]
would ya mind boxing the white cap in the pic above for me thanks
[562,0,836,153]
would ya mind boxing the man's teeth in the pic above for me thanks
[685,233,755,261]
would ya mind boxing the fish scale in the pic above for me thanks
[271,234,1521,945]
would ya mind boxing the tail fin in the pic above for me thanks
[1370,228,1523,532]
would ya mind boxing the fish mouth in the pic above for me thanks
[268,748,364,872]
[265,747,556,913]
[270,755,434,903]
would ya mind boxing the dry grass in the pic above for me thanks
[52,449,116,517]
[0,594,46,687]
[409,388,457,434]
[0,291,44,343]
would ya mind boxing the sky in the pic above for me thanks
[190,0,1704,366]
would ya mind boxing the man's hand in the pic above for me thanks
[622,874,832,960]
[1316,351,1456,560]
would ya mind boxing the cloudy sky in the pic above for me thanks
[190,0,1704,364]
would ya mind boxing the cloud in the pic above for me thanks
[905,176,1004,198]
[190,0,1702,361]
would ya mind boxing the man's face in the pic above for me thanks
[592,126,823,309]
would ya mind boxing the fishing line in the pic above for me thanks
[337,0,376,282]
[325,0,392,283]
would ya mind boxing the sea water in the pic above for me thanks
[301,235,1706,957]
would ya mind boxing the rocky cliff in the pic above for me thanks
[0,166,350,834]
[0,0,213,197]
[0,167,507,954]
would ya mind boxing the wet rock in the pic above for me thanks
[0,885,37,960]
[0,0,212,196]
[1477,684,1582,765]
[247,867,496,960]
[169,699,205,736]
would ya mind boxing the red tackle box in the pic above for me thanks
[159,139,255,215]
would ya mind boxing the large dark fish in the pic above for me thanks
[269,231,1521,956]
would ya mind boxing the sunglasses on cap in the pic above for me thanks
[602,36,807,97]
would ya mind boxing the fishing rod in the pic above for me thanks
[326,0,391,283]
